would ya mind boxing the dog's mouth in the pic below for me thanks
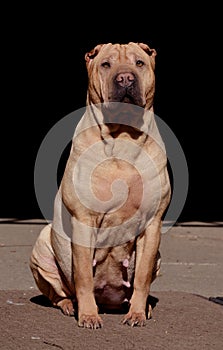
[109,89,145,108]
[121,94,135,104]
[105,95,136,110]
[106,89,146,111]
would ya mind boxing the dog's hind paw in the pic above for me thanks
[57,298,75,316]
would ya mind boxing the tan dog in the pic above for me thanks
[30,42,171,328]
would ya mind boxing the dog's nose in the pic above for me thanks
[115,72,135,88]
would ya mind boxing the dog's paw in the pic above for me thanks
[57,298,75,316]
[122,311,147,327]
[78,314,103,329]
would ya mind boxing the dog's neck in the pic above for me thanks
[73,102,166,157]
[85,102,154,156]
[87,102,154,133]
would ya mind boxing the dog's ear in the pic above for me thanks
[137,42,157,57]
[85,44,104,66]
[137,43,157,69]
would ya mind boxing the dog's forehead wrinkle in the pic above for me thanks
[100,44,136,64]
[101,44,121,57]
[101,54,119,64]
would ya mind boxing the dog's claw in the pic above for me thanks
[78,315,103,329]
[147,304,152,320]
[122,312,146,327]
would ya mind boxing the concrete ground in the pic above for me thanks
[0,220,222,349]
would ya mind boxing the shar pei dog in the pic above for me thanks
[30,42,171,328]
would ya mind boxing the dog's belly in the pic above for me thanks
[94,285,127,308]
[93,247,135,308]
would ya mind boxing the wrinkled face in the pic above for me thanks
[85,42,157,111]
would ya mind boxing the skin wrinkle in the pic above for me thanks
[30,42,171,328]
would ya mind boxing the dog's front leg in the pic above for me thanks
[72,243,103,329]
[123,219,161,326]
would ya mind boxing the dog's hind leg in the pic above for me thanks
[30,224,75,316]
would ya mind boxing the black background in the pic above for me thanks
[2,5,222,222]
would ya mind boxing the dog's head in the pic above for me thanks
[85,42,157,111]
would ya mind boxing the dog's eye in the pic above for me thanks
[136,60,144,67]
[101,61,111,68]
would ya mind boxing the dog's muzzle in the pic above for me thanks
[108,70,144,107]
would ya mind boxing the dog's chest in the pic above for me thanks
[74,144,160,216]
[69,135,163,247]
[91,157,143,215]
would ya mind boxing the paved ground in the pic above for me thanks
[0,220,222,349]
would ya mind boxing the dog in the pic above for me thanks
[30,42,171,329]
